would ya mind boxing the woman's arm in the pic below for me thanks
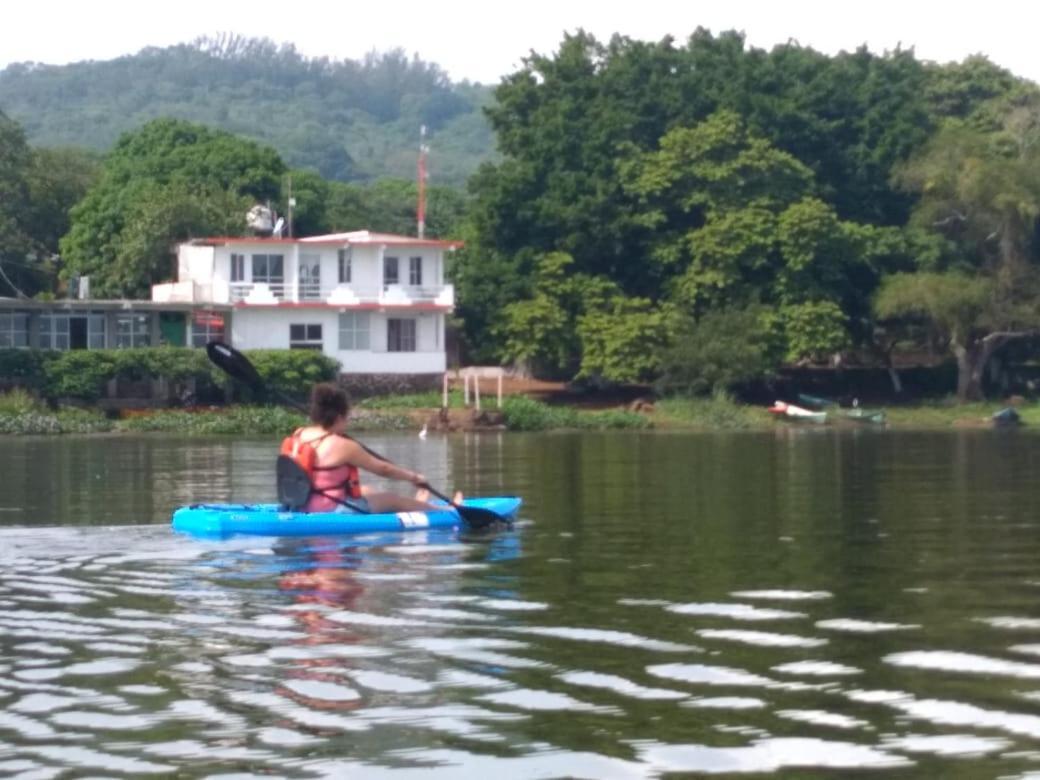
[337,437,425,485]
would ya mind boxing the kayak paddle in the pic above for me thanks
[205,341,505,530]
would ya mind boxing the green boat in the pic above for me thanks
[797,393,838,409]
[842,408,886,425]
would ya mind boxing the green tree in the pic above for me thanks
[60,119,285,296]
[657,307,777,396]
[878,110,1040,399]
[577,298,673,384]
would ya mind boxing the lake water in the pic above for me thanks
[3,429,1040,777]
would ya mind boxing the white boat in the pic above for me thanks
[768,401,828,424]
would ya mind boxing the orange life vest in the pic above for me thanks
[279,428,362,501]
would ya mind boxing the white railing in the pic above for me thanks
[224,282,454,306]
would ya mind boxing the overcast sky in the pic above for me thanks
[3,0,1038,84]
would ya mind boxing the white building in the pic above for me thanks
[151,231,460,376]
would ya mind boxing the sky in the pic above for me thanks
[2,0,1038,84]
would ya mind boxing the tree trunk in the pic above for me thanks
[954,343,985,402]
[954,334,1013,402]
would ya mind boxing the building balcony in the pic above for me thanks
[227,282,454,308]
[153,281,454,308]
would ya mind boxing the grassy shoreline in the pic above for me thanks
[0,388,1033,435]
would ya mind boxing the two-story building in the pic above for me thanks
[155,230,459,378]
[0,230,460,385]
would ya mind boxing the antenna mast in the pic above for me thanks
[417,125,428,239]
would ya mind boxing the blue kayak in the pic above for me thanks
[171,496,522,539]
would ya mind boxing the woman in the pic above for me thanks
[289,383,460,514]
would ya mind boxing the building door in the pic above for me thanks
[69,317,88,349]
[160,312,187,346]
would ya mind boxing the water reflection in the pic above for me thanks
[2,430,1040,776]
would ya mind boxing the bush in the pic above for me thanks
[501,395,650,431]
[359,390,464,409]
[0,407,112,434]
[657,391,767,430]
[657,307,777,396]
[240,350,341,402]
[0,388,43,415]
[0,347,337,402]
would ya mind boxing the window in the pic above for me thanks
[85,314,106,349]
[387,318,416,352]
[191,311,225,348]
[39,313,70,350]
[290,323,323,350]
[409,256,422,286]
[0,312,29,348]
[116,313,151,348]
[337,248,352,284]
[230,253,245,282]
[298,254,321,299]
[338,312,370,350]
[252,254,285,294]
[383,255,399,286]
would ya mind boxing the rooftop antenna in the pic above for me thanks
[286,174,295,238]
[417,125,428,239]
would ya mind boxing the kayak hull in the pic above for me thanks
[171,496,522,539]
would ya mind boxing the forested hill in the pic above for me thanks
[0,35,495,186]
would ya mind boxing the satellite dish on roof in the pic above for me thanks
[272,217,285,238]
[246,204,274,234]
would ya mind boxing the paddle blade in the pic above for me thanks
[453,503,511,531]
[276,455,313,510]
[206,341,263,388]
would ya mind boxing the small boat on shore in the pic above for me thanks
[992,407,1021,427]
[842,407,886,425]
[768,401,828,424]
[797,393,838,409]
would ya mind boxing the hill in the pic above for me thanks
[0,34,496,187]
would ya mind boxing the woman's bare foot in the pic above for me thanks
[414,487,430,502]
[452,491,464,504]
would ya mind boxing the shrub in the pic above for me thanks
[501,395,650,431]
[240,350,341,402]
[0,388,43,415]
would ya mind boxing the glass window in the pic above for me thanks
[87,313,106,349]
[39,313,70,350]
[337,248,352,284]
[338,312,370,350]
[116,313,151,348]
[387,318,416,352]
[289,323,323,350]
[230,253,245,282]
[383,256,399,286]
[0,312,29,348]
[409,256,422,286]
[191,311,225,348]
[252,254,285,296]
[299,254,321,299]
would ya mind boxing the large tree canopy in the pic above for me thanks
[876,108,1040,400]
[60,118,286,297]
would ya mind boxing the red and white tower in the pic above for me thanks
[417,125,429,239]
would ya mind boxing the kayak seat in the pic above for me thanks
[276,454,313,511]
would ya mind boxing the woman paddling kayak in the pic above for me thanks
[285,383,461,514]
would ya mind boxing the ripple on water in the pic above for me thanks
[885,651,1040,679]
[634,737,911,773]
[880,733,1012,757]
[730,590,833,601]
[816,618,919,633]
[772,660,862,677]
[509,626,698,652]
[695,629,827,648]
[557,671,688,700]
[666,603,805,621]
[647,663,775,688]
